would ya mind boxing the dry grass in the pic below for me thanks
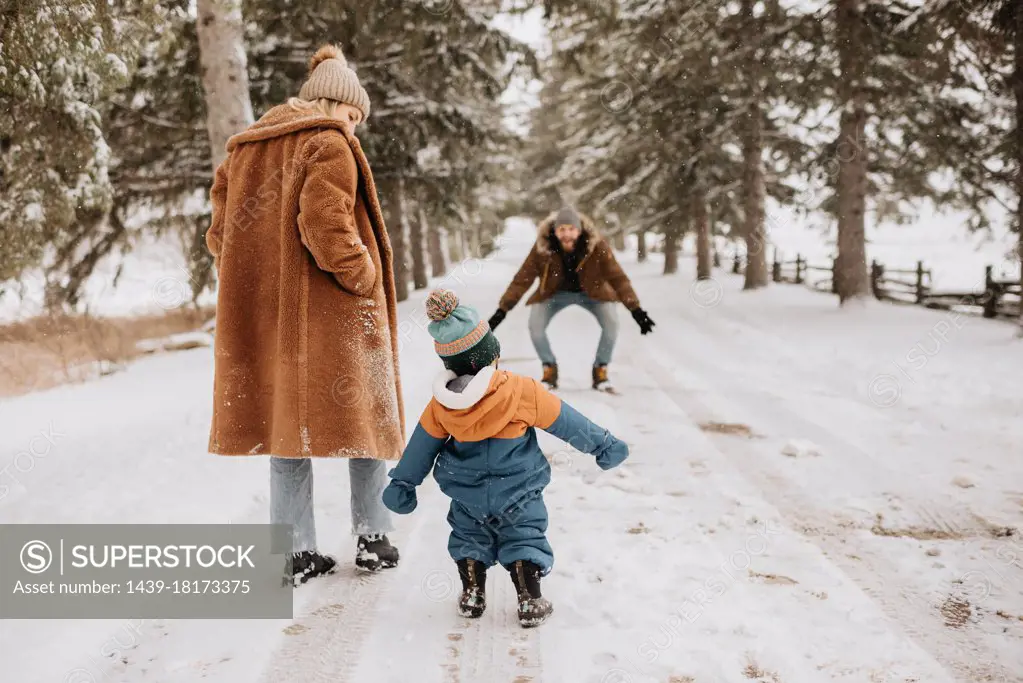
[698,421,762,439]
[870,512,1016,541]
[0,307,214,397]
[940,595,972,628]
[748,570,798,586]
[742,655,781,682]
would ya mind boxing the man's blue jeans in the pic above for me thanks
[528,291,619,367]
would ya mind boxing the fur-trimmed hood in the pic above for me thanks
[535,209,602,256]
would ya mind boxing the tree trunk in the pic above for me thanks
[741,0,770,291]
[663,227,680,275]
[637,230,648,262]
[448,227,464,263]
[466,227,480,261]
[612,231,626,251]
[428,218,447,277]
[834,0,870,304]
[194,0,254,296]
[1014,4,1023,331]
[382,176,410,302]
[410,203,429,290]
[196,0,254,169]
[695,192,712,280]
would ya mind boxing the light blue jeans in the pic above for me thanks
[270,457,393,553]
[528,291,619,367]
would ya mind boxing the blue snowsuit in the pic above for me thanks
[382,366,628,573]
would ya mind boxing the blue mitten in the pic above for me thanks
[595,437,629,471]
[382,479,418,514]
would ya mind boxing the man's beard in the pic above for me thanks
[558,239,576,252]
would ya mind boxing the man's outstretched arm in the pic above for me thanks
[490,245,541,328]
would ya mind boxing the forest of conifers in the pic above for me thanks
[1,0,1020,309]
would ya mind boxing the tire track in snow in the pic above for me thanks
[260,504,437,683]
[441,553,545,681]
[640,339,1017,683]
[260,570,393,683]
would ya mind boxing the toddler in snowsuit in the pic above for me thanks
[382,289,629,627]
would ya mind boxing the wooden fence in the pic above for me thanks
[731,252,1021,320]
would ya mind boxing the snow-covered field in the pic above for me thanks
[0,233,218,324]
[755,202,1020,291]
[1,218,1022,683]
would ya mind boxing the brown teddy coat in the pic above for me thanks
[205,103,405,459]
[498,211,641,312]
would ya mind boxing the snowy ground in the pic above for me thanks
[2,218,1022,683]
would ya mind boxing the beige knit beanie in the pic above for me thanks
[299,45,371,120]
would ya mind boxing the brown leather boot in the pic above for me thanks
[592,364,615,392]
[541,363,558,390]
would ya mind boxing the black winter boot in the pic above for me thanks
[456,558,487,618]
[355,534,400,572]
[508,560,553,627]
[287,550,338,586]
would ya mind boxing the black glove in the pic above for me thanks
[631,308,655,335]
[488,309,507,331]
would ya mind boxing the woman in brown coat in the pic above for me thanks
[206,46,404,582]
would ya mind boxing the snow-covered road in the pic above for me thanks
[2,218,1021,683]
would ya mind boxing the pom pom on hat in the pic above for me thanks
[299,45,370,119]
[426,289,460,322]
[308,45,347,74]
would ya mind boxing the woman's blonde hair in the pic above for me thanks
[287,96,357,121]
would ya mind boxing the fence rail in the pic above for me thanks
[730,252,1021,320]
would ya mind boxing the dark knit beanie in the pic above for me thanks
[425,289,501,376]
[554,205,582,230]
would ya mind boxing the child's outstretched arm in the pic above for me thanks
[530,380,629,470]
[382,402,449,514]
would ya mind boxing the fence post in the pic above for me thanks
[831,258,838,294]
[795,255,804,284]
[713,248,721,268]
[915,260,925,304]
[732,252,740,274]
[772,255,782,283]
[983,265,998,318]
[870,260,882,299]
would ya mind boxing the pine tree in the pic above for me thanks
[243,0,533,300]
[0,0,157,301]
[918,0,1023,326]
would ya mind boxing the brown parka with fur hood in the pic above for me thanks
[497,211,641,312]
[205,103,405,460]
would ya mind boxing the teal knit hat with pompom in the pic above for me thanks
[425,289,501,375]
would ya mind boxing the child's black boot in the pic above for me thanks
[456,558,487,618]
[509,559,553,627]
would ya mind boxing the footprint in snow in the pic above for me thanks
[781,439,822,458]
